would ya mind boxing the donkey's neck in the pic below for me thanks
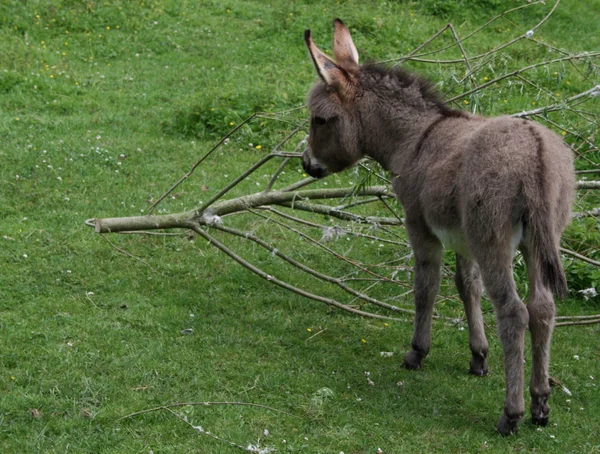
[359,107,451,171]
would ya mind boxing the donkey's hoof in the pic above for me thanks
[532,415,549,427]
[469,365,488,377]
[469,357,488,376]
[530,394,550,427]
[497,414,520,436]
[403,350,423,370]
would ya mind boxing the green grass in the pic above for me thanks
[1,1,600,452]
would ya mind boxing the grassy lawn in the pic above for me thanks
[1,0,599,452]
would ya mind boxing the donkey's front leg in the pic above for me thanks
[404,238,443,370]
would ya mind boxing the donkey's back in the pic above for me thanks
[398,114,573,275]
[302,19,575,435]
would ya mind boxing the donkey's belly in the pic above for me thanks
[431,228,471,257]
[431,223,523,258]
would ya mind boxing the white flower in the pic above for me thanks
[525,30,534,38]
[578,288,597,300]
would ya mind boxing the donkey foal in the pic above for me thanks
[302,19,574,435]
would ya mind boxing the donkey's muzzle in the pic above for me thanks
[302,147,329,179]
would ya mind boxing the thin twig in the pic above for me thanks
[148,113,258,213]
[99,233,158,272]
[447,52,600,103]
[216,216,416,315]
[119,400,294,420]
[560,247,600,267]
[192,225,409,322]
[164,408,251,452]
[556,319,600,327]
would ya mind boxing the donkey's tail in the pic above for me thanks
[526,207,568,300]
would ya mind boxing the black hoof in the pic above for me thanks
[532,414,549,427]
[497,414,520,436]
[469,363,488,377]
[469,355,488,377]
[531,394,550,427]
[403,350,423,370]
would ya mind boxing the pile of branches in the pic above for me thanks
[87,1,600,327]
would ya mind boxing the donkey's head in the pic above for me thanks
[302,19,363,179]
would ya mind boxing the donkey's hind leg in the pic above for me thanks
[521,244,555,427]
[455,254,489,376]
[476,253,529,435]
[403,234,443,370]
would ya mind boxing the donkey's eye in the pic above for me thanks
[313,116,327,126]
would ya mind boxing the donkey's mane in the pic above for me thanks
[361,63,464,117]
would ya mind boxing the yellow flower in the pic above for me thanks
[361,339,367,343]
[384,323,389,327]
[255,145,262,149]
[561,131,566,135]
[463,100,469,105]
[106,26,110,30]
[229,121,234,126]
[307,328,312,332]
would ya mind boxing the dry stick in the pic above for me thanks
[202,127,308,211]
[280,200,401,226]
[99,233,158,272]
[469,0,562,72]
[403,1,545,61]
[265,157,292,192]
[560,247,600,267]
[89,186,393,233]
[446,52,600,103]
[556,319,600,327]
[148,113,258,214]
[262,206,407,246]
[200,153,277,213]
[120,400,294,420]
[209,220,415,316]
[555,314,600,321]
[165,408,248,451]
[390,24,450,66]
[116,231,189,236]
[448,23,476,89]
[251,209,414,289]
[576,181,600,190]
[378,196,405,227]
[572,208,600,219]
[280,176,317,192]
[576,169,600,175]
[512,85,600,118]
[265,129,308,192]
[191,225,408,322]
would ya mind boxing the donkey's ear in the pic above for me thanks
[332,19,359,68]
[305,29,350,87]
